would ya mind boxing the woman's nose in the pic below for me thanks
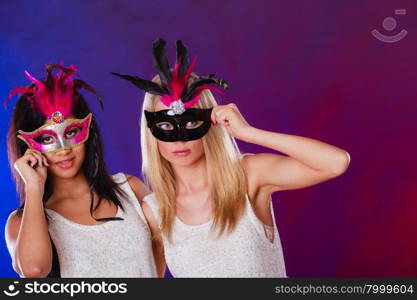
[55,147,72,156]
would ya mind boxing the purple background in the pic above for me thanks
[1,0,416,277]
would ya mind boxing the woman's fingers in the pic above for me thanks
[43,156,49,167]
[13,149,49,186]
[25,154,38,168]
[30,152,44,168]
[211,107,218,124]
[23,153,39,168]
[211,105,228,124]
[25,149,49,168]
[215,108,232,126]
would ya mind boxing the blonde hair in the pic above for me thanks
[140,74,247,240]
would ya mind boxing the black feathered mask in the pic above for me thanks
[111,38,228,141]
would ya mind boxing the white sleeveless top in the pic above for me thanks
[143,193,287,277]
[45,173,157,278]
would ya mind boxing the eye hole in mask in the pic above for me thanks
[64,125,83,139]
[34,130,58,145]
[155,120,204,131]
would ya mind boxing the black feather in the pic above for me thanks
[152,38,172,89]
[176,40,190,77]
[74,79,104,110]
[110,72,167,95]
[182,76,229,102]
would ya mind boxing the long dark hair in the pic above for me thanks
[7,85,127,277]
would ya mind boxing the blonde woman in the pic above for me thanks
[112,38,350,277]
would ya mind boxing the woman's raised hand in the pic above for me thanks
[14,149,49,190]
[211,103,252,140]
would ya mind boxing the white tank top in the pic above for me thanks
[143,193,287,277]
[45,173,157,277]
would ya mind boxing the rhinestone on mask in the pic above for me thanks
[51,111,64,123]
[167,99,186,116]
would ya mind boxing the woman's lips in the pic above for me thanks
[56,158,74,169]
[173,149,191,157]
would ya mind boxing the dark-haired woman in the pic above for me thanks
[4,64,164,278]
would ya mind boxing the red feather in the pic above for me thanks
[4,64,77,121]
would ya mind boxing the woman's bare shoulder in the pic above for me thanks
[124,174,151,202]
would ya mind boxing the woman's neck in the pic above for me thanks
[49,171,90,201]
[172,155,209,195]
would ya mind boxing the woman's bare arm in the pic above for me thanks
[241,127,350,195]
[142,202,166,278]
[5,187,52,277]
[5,149,52,277]
[126,174,166,277]
[212,103,350,202]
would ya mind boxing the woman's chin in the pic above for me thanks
[167,153,205,167]
[49,166,81,179]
